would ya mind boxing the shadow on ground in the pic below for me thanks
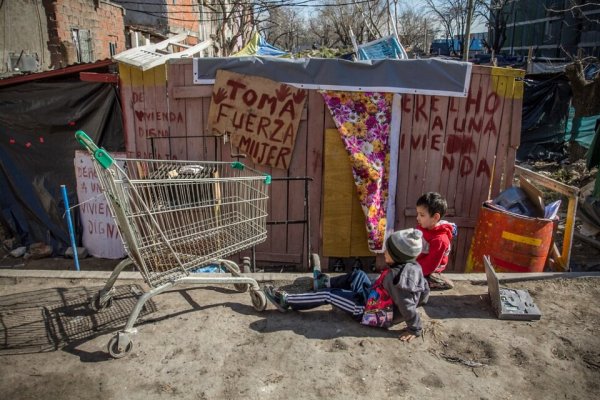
[423,293,497,320]
[245,308,399,340]
[254,277,498,337]
[0,285,156,357]
[0,283,267,362]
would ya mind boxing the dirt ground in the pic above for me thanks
[0,274,599,400]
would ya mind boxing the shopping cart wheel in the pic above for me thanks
[108,334,133,359]
[227,262,249,293]
[90,294,113,312]
[250,289,267,311]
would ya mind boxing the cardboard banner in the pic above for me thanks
[207,70,307,169]
[74,151,126,259]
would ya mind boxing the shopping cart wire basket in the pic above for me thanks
[75,130,270,358]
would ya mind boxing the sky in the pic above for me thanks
[304,0,489,36]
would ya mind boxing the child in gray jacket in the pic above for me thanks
[264,228,429,342]
[382,228,430,341]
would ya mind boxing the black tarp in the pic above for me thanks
[517,74,572,161]
[0,80,124,252]
[192,57,472,97]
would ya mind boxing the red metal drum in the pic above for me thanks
[466,202,555,273]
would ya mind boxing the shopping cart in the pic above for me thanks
[75,131,269,358]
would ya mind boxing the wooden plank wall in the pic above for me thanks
[395,66,524,271]
[322,128,372,257]
[119,60,326,270]
[119,63,170,159]
[119,60,523,271]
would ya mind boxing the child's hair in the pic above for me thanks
[416,192,447,218]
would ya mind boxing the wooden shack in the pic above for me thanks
[117,59,524,272]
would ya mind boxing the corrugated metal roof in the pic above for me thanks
[113,33,213,71]
[126,24,169,40]
[0,59,115,88]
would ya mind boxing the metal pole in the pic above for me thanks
[305,178,311,271]
[61,185,80,271]
[386,0,391,35]
[424,20,428,55]
[463,0,475,61]
[510,1,517,56]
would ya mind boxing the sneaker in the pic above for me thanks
[314,272,330,291]
[427,273,454,291]
[312,253,327,291]
[263,285,289,312]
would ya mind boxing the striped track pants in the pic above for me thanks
[286,268,373,316]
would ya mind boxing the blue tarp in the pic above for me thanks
[430,38,484,56]
[233,33,289,57]
[357,36,408,60]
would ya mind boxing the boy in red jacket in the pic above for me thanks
[415,192,457,290]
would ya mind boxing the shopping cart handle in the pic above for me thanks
[75,130,114,169]
[231,161,271,184]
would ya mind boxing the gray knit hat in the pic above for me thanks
[385,228,423,263]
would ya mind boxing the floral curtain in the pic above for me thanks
[321,91,393,252]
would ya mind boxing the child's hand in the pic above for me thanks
[399,330,417,342]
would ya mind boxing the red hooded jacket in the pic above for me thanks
[416,221,457,276]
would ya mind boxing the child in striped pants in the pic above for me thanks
[263,228,429,340]
[265,267,373,317]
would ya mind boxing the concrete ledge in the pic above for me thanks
[0,269,599,284]
[453,272,600,283]
[0,269,143,281]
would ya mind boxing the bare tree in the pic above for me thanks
[356,0,389,40]
[423,0,482,57]
[201,0,256,56]
[308,17,335,48]
[558,1,600,158]
[312,0,388,48]
[475,0,515,55]
[395,7,439,54]
[547,0,600,24]
[261,7,306,51]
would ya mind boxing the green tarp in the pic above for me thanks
[565,106,600,149]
